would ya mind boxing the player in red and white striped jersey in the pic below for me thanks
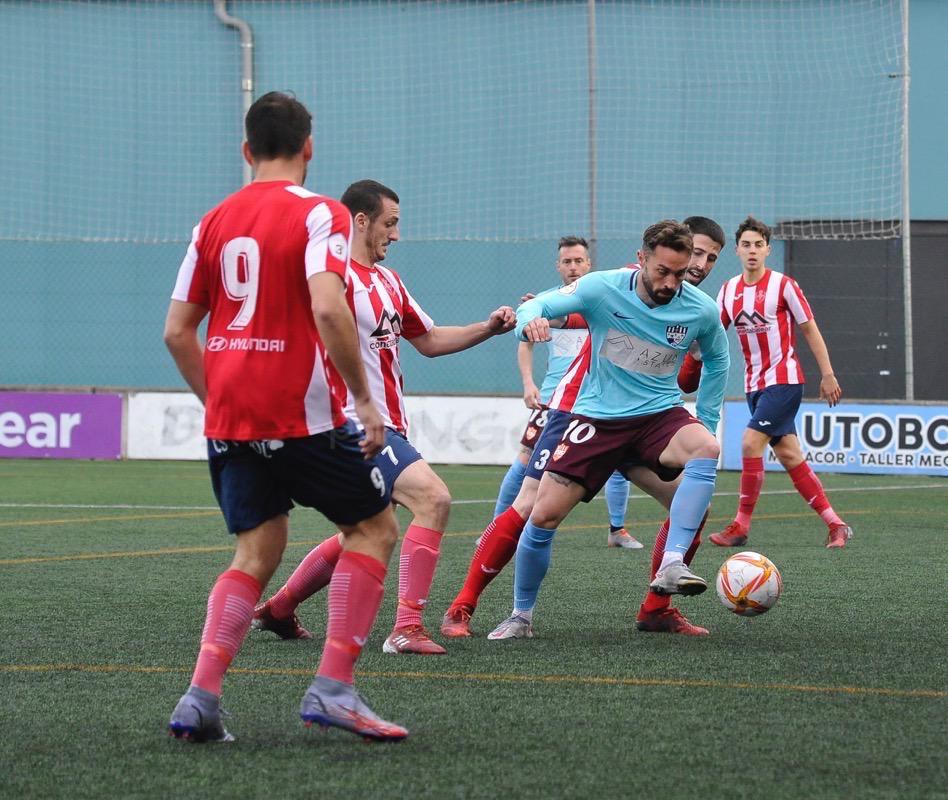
[254,179,515,655]
[710,216,852,549]
[166,93,407,743]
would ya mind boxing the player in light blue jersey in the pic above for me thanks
[496,236,638,549]
[488,220,729,640]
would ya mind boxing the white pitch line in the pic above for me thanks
[1,482,945,511]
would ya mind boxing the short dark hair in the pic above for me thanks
[341,179,400,221]
[642,220,693,255]
[245,92,312,160]
[735,215,772,244]
[683,216,726,249]
[557,235,589,252]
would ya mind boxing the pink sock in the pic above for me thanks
[788,462,844,527]
[317,551,387,685]
[191,569,262,696]
[268,533,343,619]
[735,456,765,529]
[393,524,443,629]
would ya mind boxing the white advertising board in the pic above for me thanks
[127,392,206,460]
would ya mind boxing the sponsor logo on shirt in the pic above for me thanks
[207,337,286,353]
[599,330,678,376]
[370,310,403,350]
[734,309,772,335]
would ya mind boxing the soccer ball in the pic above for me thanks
[715,551,783,617]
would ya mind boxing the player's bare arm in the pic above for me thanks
[517,340,541,408]
[409,305,515,357]
[163,300,209,403]
[308,271,385,457]
[798,319,842,407]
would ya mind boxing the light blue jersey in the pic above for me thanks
[515,269,729,431]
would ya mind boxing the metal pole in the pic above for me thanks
[586,0,597,265]
[214,1,255,186]
[901,0,914,400]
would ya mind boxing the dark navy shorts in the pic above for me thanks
[207,421,391,534]
[746,384,804,444]
[519,404,551,449]
[376,428,425,488]
[524,409,572,481]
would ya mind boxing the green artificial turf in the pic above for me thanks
[1,460,946,799]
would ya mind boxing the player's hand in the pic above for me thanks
[522,317,552,343]
[523,384,541,409]
[354,397,385,458]
[487,306,516,333]
[520,292,536,304]
[819,374,842,408]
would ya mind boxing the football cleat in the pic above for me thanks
[168,686,235,743]
[709,521,749,547]
[825,523,853,549]
[440,606,474,638]
[382,624,446,655]
[300,676,408,742]
[635,606,709,636]
[251,600,313,640]
[649,562,708,596]
[607,528,644,549]
[486,614,534,640]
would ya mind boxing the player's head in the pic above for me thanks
[682,216,725,286]
[342,179,401,264]
[735,215,772,274]
[636,220,693,305]
[243,92,313,171]
[556,236,592,286]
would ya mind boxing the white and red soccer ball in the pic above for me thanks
[716,551,783,617]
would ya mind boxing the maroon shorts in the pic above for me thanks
[546,407,701,501]
[519,404,551,448]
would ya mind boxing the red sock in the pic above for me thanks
[788,462,844,527]
[735,456,765,529]
[640,510,708,614]
[317,551,387,685]
[641,518,671,613]
[450,507,525,611]
[191,569,261,696]
[268,533,342,619]
[393,524,443,629]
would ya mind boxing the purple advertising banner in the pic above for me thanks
[0,392,123,459]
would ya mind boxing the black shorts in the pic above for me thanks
[207,421,391,533]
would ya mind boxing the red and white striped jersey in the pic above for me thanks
[172,180,352,440]
[717,268,813,393]
[340,259,434,433]
[547,264,639,412]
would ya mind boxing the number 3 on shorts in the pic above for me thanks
[563,419,596,444]
[533,448,551,471]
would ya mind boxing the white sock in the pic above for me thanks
[659,552,684,571]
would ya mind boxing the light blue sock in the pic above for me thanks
[666,458,718,557]
[494,458,528,517]
[604,471,630,529]
[513,522,557,613]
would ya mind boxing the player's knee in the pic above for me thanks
[423,481,453,524]
[694,438,720,461]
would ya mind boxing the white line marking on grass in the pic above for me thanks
[0,482,944,511]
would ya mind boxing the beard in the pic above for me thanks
[641,272,675,305]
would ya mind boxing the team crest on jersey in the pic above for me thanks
[525,426,537,441]
[665,324,688,346]
[558,282,578,295]
[552,443,569,461]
